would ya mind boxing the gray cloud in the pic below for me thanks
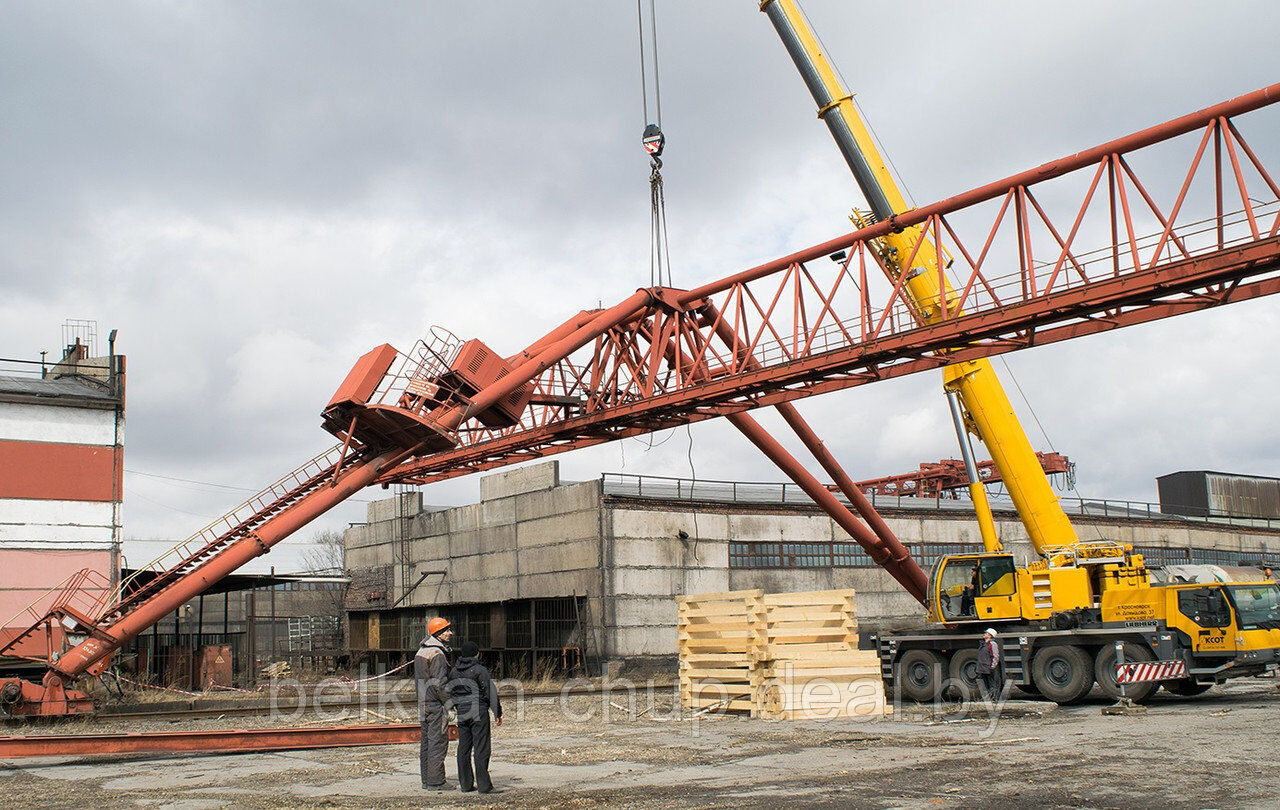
[2,1,1278,562]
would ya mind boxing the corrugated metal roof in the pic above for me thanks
[1158,470,1280,484]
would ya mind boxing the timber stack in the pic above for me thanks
[676,588,888,718]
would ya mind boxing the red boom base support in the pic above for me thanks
[0,673,94,718]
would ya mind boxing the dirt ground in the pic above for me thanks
[3,678,1279,809]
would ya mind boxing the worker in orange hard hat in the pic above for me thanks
[416,616,454,789]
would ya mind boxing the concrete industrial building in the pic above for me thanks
[344,460,1280,673]
[0,323,125,654]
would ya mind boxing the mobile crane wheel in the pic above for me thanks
[1030,645,1094,704]
[1093,641,1158,703]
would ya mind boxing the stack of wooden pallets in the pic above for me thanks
[676,587,889,719]
[676,589,765,715]
[754,589,888,719]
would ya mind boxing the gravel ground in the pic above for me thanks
[3,679,1279,808]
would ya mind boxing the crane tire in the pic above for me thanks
[1164,678,1213,697]
[1093,641,1157,703]
[947,648,982,701]
[895,648,945,703]
[1031,645,1094,705]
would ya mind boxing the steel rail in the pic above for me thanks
[3,680,672,725]
[0,723,420,759]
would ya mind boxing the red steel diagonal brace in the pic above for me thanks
[696,305,929,603]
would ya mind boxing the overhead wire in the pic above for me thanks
[125,467,373,502]
[998,357,1057,454]
[644,0,662,128]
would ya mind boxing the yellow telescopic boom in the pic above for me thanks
[760,0,1077,554]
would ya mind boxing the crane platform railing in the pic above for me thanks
[0,568,115,663]
[380,84,1280,487]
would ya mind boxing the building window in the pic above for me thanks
[728,540,981,569]
[730,541,1278,571]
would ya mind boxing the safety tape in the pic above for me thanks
[114,674,202,698]
[337,658,413,686]
[208,682,269,694]
[114,658,413,697]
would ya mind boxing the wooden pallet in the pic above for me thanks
[757,649,890,720]
[754,589,858,661]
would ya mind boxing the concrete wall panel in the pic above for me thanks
[516,511,599,549]
[449,550,517,583]
[480,461,559,501]
[515,480,601,523]
[611,625,677,657]
[611,537,719,569]
[480,497,516,527]
[727,513,832,542]
[610,509,729,542]
[517,540,599,576]
[518,569,599,599]
[366,492,421,524]
[448,525,517,558]
[611,597,677,628]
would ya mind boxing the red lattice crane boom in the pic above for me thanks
[852,453,1073,500]
[1,84,1278,716]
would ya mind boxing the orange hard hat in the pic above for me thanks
[427,617,451,636]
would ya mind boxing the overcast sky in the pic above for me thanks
[2,2,1278,571]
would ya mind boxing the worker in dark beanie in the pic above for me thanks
[446,640,503,793]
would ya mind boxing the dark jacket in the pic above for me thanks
[447,655,502,722]
[414,635,450,708]
[976,637,1000,675]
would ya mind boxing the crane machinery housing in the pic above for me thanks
[2,4,1280,716]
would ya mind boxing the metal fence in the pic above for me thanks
[727,540,1280,571]
[602,472,1280,531]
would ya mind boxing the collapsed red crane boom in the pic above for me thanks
[2,84,1278,716]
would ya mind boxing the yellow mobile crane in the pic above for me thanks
[761,0,1280,703]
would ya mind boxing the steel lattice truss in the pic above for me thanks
[381,86,1280,487]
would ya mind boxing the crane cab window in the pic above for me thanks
[937,558,981,619]
[936,556,1018,620]
[976,556,1017,597]
[1176,588,1232,628]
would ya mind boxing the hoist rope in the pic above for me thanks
[636,0,672,288]
[635,1,651,125]
[650,158,673,287]
[636,0,663,128]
